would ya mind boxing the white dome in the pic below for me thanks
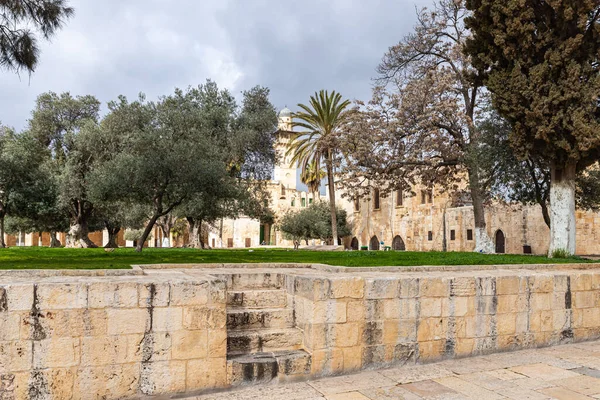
[279,107,292,118]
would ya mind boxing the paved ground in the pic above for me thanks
[186,340,600,399]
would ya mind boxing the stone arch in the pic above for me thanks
[350,237,359,250]
[495,230,506,254]
[369,235,380,251]
[392,235,406,251]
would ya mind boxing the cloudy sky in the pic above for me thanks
[1,0,429,130]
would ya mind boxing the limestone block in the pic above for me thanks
[399,278,420,298]
[515,312,529,333]
[572,274,593,291]
[207,329,227,358]
[383,300,401,320]
[455,338,475,356]
[80,335,129,366]
[399,298,418,319]
[37,283,87,310]
[328,278,364,299]
[496,276,520,295]
[186,358,227,391]
[476,295,496,315]
[107,310,149,337]
[552,310,569,332]
[172,330,207,360]
[183,306,226,330]
[3,285,33,311]
[417,318,445,342]
[453,297,473,317]
[362,321,384,346]
[0,341,32,371]
[127,332,172,362]
[329,323,360,347]
[0,312,21,341]
[582,308,600,328]
[33,337,80,368]
[497,295,519,314]
[476,277,496,296]
[152,307,183,332]
[530,293,552,311]
[496,313,517,335]
[342,346,362,371]
[313,300,347,324]
[88,282,139,308]
[22,309,99,339]
[346,301,366,322]
[45,367,76,400]
[364,278,399,299]
[365,300,384,320]
[420,298,443,318]
[294,276,329,301]
[208,279,227,304]
[419,278,449,298]
[398,320,417,342]
[529,275,554,293]
[362,344,386,366]
[138,282,171,307]
[553,275,569,292]
[139,360,187,395]
[552,292,568,309]
[418,339,445,361]
[74,364,140,399]
[311,348,343,375]
[574,291,596,309]
[383,320,399,345]
[170,281,209,306]
[450,277,477,297]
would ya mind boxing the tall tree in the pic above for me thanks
[343,0,495,252]
[287,90,350,245]
[0,0,74,74]
[300,160,325,201]
[465,0,600,256]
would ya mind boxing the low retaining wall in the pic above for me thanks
[0,263,599,399]
[0,273,227,399]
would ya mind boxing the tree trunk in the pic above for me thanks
[326,151,338,246]
[0,213,6,249]
[66,221,98,248]
[187,217,202,249]
[105,226,120,248]
[468,166,494,253]
[548,162,577,257]
[136,214,159,252]
[49,232,62,248]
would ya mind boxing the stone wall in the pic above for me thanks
[1,264,599,399]
[0,273,227,399]
[290,267,600,377]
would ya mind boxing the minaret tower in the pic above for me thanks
[273,107,297,190]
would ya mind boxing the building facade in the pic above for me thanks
[5,110,600,255]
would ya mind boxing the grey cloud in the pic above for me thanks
[0,0,429,130]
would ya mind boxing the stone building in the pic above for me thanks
[5,109,600,255]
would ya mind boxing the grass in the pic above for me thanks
[0,247,592,270]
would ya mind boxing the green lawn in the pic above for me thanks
[0,247,591,269]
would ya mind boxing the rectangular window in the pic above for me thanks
[291,198,295,207]
[427,190,433,204]
[373,188,381,210]
[421,190,426,204]
[396,189,403,207]
[467,229,473,241]
[354,198,360,212]
[301,198,306,207]
[450,230,456,241]
[227,238,234,248]
[428,231,433,241]
[309,198,313,204]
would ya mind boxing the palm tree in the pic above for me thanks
[300,160,326,202]
[286,90,350,245]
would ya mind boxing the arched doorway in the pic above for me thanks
[370,236,380,251]
[350,237,359,250]
[495,230,506,254]
[392,235,406,251]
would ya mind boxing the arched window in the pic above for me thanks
[392,235,406,251]
[370,236,380,250]
[350,237,359,250]
[373,188,381,210]
[495,230,506,254]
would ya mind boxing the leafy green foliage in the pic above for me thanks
[0,0,74,73]
[279,202,351,248]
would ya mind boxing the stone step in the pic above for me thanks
[228,273,285,290]
[227,328,304,356]
[227,308,294,330]
[227,289,287,308]
[227,350,312,386]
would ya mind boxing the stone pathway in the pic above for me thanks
[183,340,600,399]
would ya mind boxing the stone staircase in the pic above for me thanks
[225,273,311,386]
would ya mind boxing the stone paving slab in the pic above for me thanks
[178,340,600,399]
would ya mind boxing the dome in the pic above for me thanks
[279,107,292,118]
